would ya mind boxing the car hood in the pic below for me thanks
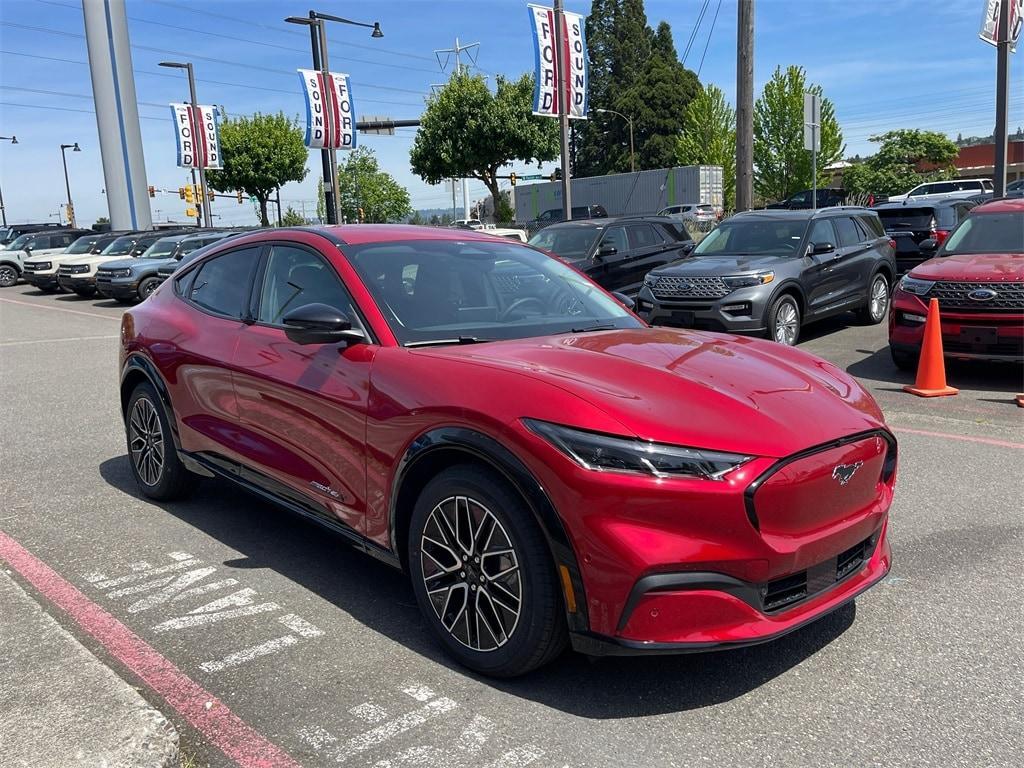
[653,253,783,275]
[910,253,1024,282]
[416,328,886,458]
[15,247,65,260]
[101,257,172,271]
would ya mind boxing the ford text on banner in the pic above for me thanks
[527,4,588,119]
[298,69,357,150]
[169,104,222,169]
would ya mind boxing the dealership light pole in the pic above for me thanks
[159,61,212,228]
[60,142,81,228]
[595,108,635,173]
[554,0,572,219]
[992,0,1012,197]
[286,11,383,225]
[0,135,16,227]
[735,0,754,211]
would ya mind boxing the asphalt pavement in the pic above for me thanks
[1,285,1022,768]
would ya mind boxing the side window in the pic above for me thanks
[807,219,836,247]
[857,215,883,238]
[188,247,260,319]
[599,227,627,253]
[256,245,357,325]
[833,217,863,247]
[626,224,659,249]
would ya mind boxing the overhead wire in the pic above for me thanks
[680,0,711,66]
[696,0,723,78]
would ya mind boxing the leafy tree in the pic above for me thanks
[410,72,560,210]
[409,210,425,225]
[337,147,412,223]
[677,85,736,209]
[279,206,305,227]
[316,178,326,223]
[207,112,308,226]
[93,216,109,226]
[753,66,843,202]
[842,130,959,198]
[494,191,514,223]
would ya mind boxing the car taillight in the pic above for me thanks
[931,229,950,246]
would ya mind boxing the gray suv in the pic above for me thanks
[637,207,896,345]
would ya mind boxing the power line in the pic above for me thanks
[680,0,711,66]
[696,0,723,78]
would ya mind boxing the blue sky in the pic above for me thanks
[1,0,1021,226]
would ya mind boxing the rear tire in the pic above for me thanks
[891,347,918,372]
[767,293,801,346]
[125,383,193,501]
[407,464,567,677]
[856,273,890,325]
[0,264,18,288]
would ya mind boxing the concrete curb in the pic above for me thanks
[0,569,179,768]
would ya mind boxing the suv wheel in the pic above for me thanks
[126,383,193,500]
[891,347,918,372]
[856,273,890,325]
[0,264,18,288]
[137,277,160,301]
[768,294,801,346]
[407,465,567,677]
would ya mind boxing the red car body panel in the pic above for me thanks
[121,225,896,654]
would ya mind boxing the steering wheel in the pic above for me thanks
[776,243,797,253]
[548,288,585,316]
[498,296,545,322]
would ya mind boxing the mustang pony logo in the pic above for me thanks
[832,461,863,486]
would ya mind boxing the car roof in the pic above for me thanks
[973,197,1024,214]
[541,215,680,228]
[872,198,965,210]
[287,224,518,246]
[736,207,874,220]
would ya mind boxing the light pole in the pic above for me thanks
[159,61,213,228]
[594,108,635,173]
[0,135,16,227]
[286,11,383,225]
[60,142,80,227]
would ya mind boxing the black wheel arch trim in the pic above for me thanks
[390,425,590,632]
[120,353,182,452]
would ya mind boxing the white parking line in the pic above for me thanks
[200,635,299,673]
[0,335,119,347]
[0,297,121,321]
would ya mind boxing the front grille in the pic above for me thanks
[928,281,1024,311]
[24,262,51,271]
[761,534,875,613]
[651,275,731,300]
[943,339,1024,356]
[58,264,89,275]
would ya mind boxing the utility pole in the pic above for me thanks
[435,37,480,221]
[0,135,17,227]
[735,0,754,212]
[992,0,1012,197]
[60,142,81,228]
[160,61,213,228]
[554,0,572,219]
[307,16,336,223]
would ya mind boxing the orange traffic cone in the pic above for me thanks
[903,298,958,398]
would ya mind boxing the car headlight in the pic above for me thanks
[898,275,934,296]
[643,273,660,288]
[722,271,774,289]
[108,268,132,278]
[524,419,752,480]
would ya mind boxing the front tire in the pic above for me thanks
[891,347,918,372]
[856,273,890,325]
[126,383,193,500]
[0,264,19,288]
[767,293,801,346]
[137,277,160,302]
[407,465,567,677]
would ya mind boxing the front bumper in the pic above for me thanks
[637,284,768,333]
[23,272,60,290]
[57,274,97,292]
[95,276,140,299]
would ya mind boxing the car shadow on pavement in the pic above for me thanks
[99,455,857,719]
[847,348,1024,393]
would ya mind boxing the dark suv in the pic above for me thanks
[873,199,976,274]
[526,205,609,233]
[638,208,896,345]
[766,188,846,209]
[527,215,694,295]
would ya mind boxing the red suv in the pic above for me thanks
[119,226,895,676]
[890,198,1024,369]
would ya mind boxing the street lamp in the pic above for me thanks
[159,61,212,228]
[60,142,80,227]
[285,11,383,225]
[594,108,635,173]
[0,135,17,227]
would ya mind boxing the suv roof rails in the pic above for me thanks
[613,214,678,221]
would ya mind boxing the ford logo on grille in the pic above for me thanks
[968,288,997,302]
[677,281,692,292]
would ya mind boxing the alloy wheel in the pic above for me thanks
[129,397,164,487]
[869,276,889,322]
[419,495,522,652]
[0,265,17,287]
[774,302,799,345]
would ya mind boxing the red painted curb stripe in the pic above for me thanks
[0,531,302,768]
[893,426,1024,450]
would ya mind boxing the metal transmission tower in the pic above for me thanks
[434,38,481,220]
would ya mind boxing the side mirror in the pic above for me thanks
[612,291,635,311]
[597,244,617,258]
[810,241,835,256]
[918,238,938,254]
[680,241,696,255]
[282,303,365,346]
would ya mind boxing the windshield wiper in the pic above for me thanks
[404,336,492,348]
[567,324,617,333]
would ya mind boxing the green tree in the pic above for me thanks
[279,206,305,227]
[575,0,619,176]
[207,112,307,226]
[842,130,959,198]
[93,216,109,227]
[410,72,560,209]
[677,85,736,209]
[753,66,843,202]
[336,147,412,223]
[409,210,425,225]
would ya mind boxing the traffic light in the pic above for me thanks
[148,185,156,198]
[509,172,517,187]
[185,207,198,218]
[184,185,194,204]
[208,189,215,203]
[237,190,243,204]
[178,187,186,200]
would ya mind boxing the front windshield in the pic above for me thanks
[694,219,807,255]
[7,234,34,250]
[102,236,137,256]
[940,212,1023,255]
[140,238,180,259]
[527,226,600,260]
[66,236,100,254]
[347,239,642,346]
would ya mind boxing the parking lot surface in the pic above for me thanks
[2,286,1021,768]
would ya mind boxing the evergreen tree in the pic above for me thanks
[576,0,618,177]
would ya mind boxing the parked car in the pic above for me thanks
[153,231,247,285]
[637,207,896,345]
[56,230,190,297]
[658,203,717,225]
[0,222,67,249]
[872,199,976,274]
[449,219,484,230]
[0,229,93,288]
[119,224,895,676]
[483,228,529,242]
[887,178,993,203]
[97,230,239,303]
[765,188,846,209]
[889,197,1023,369]
[526,205,609,233]
[527,215,694,295]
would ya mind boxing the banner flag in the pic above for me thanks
[298,69,357,149]
[528,4,588,119]
[169,103,222,169]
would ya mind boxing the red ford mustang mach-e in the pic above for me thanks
[119,225,896,676]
